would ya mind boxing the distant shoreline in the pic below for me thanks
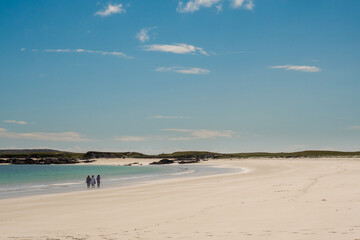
[1,149,359,165]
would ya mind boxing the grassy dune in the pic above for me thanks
[1,149,360,160]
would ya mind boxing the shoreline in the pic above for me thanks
[1,155,360,166]
[0,160,243,200]
[1,158,360,239]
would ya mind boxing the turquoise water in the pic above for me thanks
[0,165,165,186]
[0,165,174,198]
[0,164,239,199]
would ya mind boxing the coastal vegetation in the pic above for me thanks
[0,149,359,164]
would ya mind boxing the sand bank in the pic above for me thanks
[1,158,360,239]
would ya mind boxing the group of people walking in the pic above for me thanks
[86,175,101,188]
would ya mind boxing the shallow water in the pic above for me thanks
[0,164,239,199]
[0,164,165,186]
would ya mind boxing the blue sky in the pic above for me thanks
[0,0,359,153]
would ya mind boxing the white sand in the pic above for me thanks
[1,158,360,239]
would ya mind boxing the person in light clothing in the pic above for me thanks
[90,175,96,188]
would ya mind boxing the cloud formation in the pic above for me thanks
[177,0,220,13]
[113,128,234,142]
[114,136,147,142]
[144,43,209,55]
[0,128,90,142]
[177,0,254,13]
[162,128,235,140]
[95,3,126,17]
[156,67,210,75]
[3,120,27,125]
[349,126,360,130]
[270,65,321,72]
[43,48,130,58]
[231,0,255,10]
[136,27,156,43]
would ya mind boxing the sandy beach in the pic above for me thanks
[1,158,360,240]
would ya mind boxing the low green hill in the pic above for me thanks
[1,149,359,160]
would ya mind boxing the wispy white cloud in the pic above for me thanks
[45,49,71,53]
[162,128,235,140]
[20,48,26,51]
[113,136,147,142]
[0,128,90,142]
[177,0,220,13]
[3,120,28,125]
[231,0,255,10]
[270,65,321,72]
[349,126,360,130]
[177,0,254,12]
[144,43,209,55]
[136,27,156,43]
[151,115,186,119]
[156,66,210,75]
[43,48,130,58]
[113,128,234,142]
[95,3,126,17]
[136,29,150,43]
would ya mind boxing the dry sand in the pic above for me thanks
[1,158,360,240]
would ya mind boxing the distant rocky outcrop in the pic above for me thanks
[150,159,175,165]
[0,149,66,154]
[178,159,200,164]
[82,159,96,163]
[0,158,80,165]
[123,162,142,166]
[82,151,148,159]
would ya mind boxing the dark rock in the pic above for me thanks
[124,162,143,166]
[82,151,147,159]
[24,158,35,164]
[0,159,11,164]
[150,159,174,165]
[178,159,200,164]
[11,158,37,164]
[10,158,28,164]
[37,159,50,164]
[9,157,80,165]
[82,159,96,163]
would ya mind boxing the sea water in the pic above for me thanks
[0,164,239,199]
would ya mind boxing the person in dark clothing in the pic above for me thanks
[86,175,91,188]
[96,175,101,188]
